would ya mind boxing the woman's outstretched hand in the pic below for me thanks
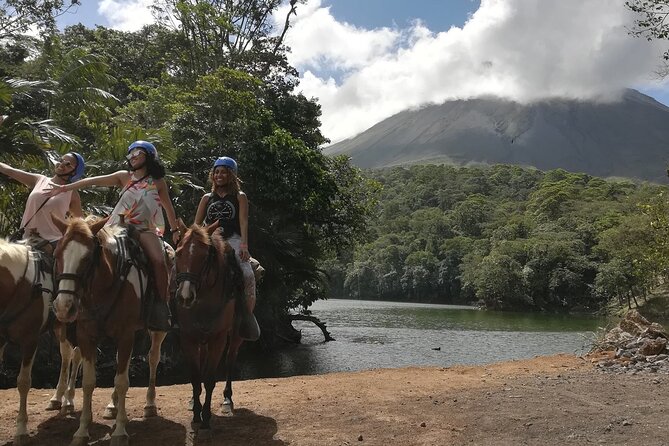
[45,182,67,197]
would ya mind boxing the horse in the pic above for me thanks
[51,216,167,446]
[0,236,81,445]
[174,225,244,437]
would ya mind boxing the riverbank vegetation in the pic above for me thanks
[325,164,669,314]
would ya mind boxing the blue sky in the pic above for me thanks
[327,0,479,33]
[59,0,480,33]
[56,0,669,143]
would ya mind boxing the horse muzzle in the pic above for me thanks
[53,293,79,323]
[176,282,196,309]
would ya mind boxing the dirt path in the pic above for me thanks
[0,354,667,446]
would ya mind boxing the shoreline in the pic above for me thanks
[1,353,667,445]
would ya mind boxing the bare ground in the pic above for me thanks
[0,353,667,446]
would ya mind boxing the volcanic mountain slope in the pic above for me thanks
[325,89,669,182]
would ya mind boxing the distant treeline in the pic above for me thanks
[324,164,669,312]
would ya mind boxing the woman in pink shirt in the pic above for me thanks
[0,152,85,245]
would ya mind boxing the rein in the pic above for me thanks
[175,240,218,290]
[55,236,102,298]
[55,231,148,327]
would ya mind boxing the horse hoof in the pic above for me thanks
[144,405,158,418]
[221,401,234,416]
[110,435,129,446]
[46,399,62,410]
[61,403,75,415]
[13,434,30,446]
[103,407,118,420]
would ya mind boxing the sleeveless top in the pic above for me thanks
[203,192,241,238]
[21,175,74,242]
[106,175,165,236]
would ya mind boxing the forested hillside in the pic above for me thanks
[325,164,669,312]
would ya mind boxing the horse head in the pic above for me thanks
[51,214,107,322]
[174,225,221,309]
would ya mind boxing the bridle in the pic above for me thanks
[175,236,218,290]
[54,235,101,299]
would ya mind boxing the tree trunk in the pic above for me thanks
[288,314,335,342]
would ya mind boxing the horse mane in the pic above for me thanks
[185,225,212,247]
[183,225,230,261]
[62,218,94,243]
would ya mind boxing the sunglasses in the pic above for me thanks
[126,149,145,160]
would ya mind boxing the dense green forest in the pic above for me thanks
[0,0,377,343]
[2,0,669,328]
[324,164,669,313]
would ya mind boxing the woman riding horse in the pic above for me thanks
[194,156,259,340]
[48,141,181,331]
[0,152,86,444]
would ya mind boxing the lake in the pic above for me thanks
[237,299,609,380]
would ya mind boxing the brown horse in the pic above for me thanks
[174,225,244,437]
[51,216,166,446]
[0,237,82,445]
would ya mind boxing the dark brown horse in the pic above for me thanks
[0,237,81,445]
[174,225,244,438]
[51,216,166,446]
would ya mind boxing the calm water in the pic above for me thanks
[237,299,609,379]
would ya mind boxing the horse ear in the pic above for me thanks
[51,213,69,234]
[89,216,109,234]
[204,222,217,235]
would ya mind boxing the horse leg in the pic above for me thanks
[200,333,228,437]
[70,354,95,446]
[103,386,118,420]
[183,341,203,427]
[110,340,133,446]
[144,330,167,417]
[222,335,244,415]
[62,346,82,414]
[14,342,37,446]
[47,325,73,411]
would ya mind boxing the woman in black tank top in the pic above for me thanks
[194,157,259,340]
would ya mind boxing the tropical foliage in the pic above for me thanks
[0,0,376,337]
[325,164,669,312]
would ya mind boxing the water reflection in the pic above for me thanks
[237,299,609,380]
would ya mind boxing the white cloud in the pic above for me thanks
[98,0,154,31]
[285,0,669,143]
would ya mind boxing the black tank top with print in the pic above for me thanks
[204,193,241,238]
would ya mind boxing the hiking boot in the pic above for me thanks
[147,301,172,332]
[239,311,260,341]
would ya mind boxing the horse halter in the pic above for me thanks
[54,236,101,297]
[175,238,217,290]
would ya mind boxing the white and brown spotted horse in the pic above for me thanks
[51,216,167,446]
[0,236,81,446]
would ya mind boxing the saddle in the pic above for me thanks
[114,226,153,309]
